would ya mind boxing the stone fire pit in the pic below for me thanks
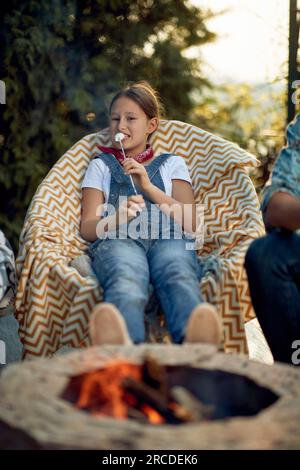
[0,344,300,449]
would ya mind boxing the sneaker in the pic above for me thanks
[89,303,133,346]
[184,303,222,346]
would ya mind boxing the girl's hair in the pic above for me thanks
[108,81,165,122]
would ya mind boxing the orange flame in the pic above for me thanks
[141,404,165,424]
[74,360,165,424]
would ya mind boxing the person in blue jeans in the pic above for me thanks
[245,113,300,365]
[80,81,222,346]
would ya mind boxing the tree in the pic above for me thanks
[191,82,286,196]
[0,0,216,251]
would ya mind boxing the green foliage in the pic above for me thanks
[0,0,216,252]
[191,81,287,196]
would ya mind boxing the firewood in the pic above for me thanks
[143,354,168,396]
[170,386,214,421]
[122,377,184,424]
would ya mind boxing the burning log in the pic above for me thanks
[142,355,214,422]
[142,354,168,396]
[122,377,192,424]
[170,386,214,421]
[62,355,215,425]
[141,355,212,423]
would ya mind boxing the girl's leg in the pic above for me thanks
[90,238,150,343]
[148,238,207,343]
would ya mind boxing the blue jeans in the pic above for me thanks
[245,230,300,364]
[89,237,203,344]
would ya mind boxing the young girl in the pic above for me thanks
[80,81,221,346]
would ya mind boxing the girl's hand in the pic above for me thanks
[116,195,146,225]
[123,158,152,192]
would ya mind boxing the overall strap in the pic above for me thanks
[92,153,127,184]
[145,153,174,181]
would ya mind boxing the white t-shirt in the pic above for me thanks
[81,155,192,206]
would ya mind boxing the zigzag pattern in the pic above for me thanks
[15,120,265,358]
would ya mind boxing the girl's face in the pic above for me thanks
[109,96,158,157]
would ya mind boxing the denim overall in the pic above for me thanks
[88,152,204,343]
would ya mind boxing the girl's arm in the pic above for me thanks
[80,188,105,241]
[143,180,197,234]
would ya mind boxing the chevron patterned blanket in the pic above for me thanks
[0,229,17,316]
[15,120,265,358]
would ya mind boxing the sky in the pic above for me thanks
[185,0,289,84]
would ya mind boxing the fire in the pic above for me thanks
[74,360,165,424]
[62,356,211,425]
[141,404,164,424]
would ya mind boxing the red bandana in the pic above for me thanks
[97,143,154,165]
